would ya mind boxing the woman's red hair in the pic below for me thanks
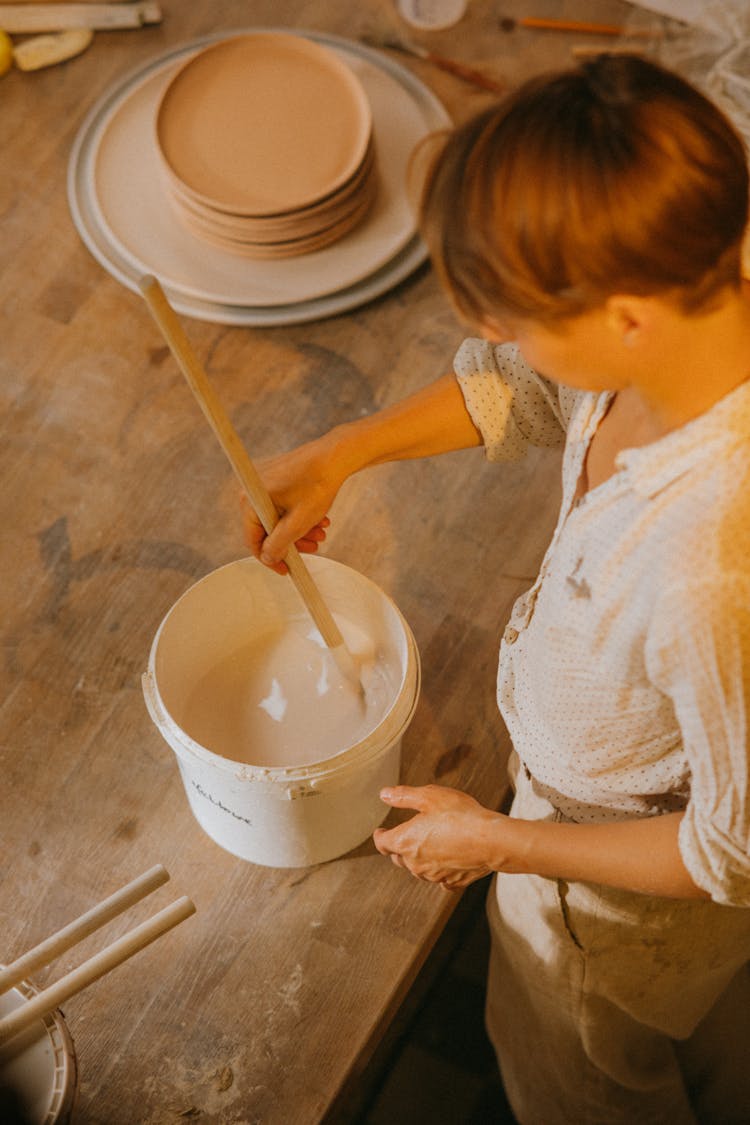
[419,54,749,326]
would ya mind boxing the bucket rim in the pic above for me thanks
[144,555,421,781]
[143,638,420,782]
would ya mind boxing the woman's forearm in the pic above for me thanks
[376,786,711,900]
[244,374,483,567]
[326,372,483,479]
[496,810,709,899]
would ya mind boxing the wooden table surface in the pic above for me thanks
[0,1,654,1121]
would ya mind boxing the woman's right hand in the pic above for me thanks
[241,432,348,575]
[241,374,482,573]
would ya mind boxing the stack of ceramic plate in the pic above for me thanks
[69,31,453,326]
[154,33,377,259]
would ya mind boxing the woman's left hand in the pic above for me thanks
[373,784,501,891]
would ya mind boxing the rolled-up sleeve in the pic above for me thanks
[647,575,750,906]
[453,338,573,462]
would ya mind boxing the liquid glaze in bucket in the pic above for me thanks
[143,557,420,867]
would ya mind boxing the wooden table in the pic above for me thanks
[0,1,651,1121]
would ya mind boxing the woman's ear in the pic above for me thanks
[604,295,654,348]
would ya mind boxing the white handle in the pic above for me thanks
[0,897,195,1044]
[0,2,161,33]
[0,865,170,996]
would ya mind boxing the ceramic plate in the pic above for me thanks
[68,31,451,323]
[167,139,377,255]
[173,175,377,259]
[166,138,376,236]
[156,33,372,216]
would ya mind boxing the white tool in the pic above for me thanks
[0,2,161,34]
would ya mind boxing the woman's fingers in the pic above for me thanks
[374,784,499,888]
[260,514,330,568]
[379,785,433,814]
[240,490,332,573]
[240,494,265,554]
[237,433,344,568]
[293,519,330,554]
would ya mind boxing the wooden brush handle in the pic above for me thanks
[518,17,660,37]
[0,898,195,1046]
[426,52,505,94]
[0,866,169,996]
[138,276,346,652]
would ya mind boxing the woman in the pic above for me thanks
[243,55,750,1122]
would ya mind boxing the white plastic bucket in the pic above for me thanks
[142,556,420,867]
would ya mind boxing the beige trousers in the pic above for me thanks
[486,757,750,1124]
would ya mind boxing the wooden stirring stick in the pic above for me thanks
[0,864,169,996]
[138,276,364,694]
[0,897,195,1045]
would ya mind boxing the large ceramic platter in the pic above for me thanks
[68,30,452,325]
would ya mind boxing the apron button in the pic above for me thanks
[504,625,519,644]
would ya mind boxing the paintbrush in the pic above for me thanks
[499,16,663,38]
[570,44,656,58]
[362,31,505,94]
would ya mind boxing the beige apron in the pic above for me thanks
[485,753,750,1124]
